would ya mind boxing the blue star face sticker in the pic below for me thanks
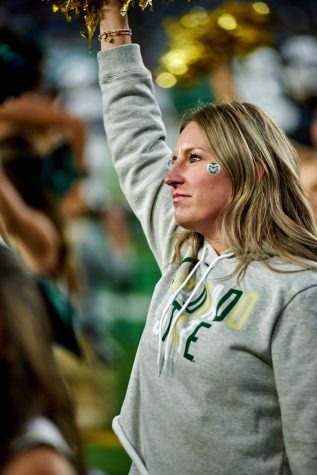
[207,162,221,174]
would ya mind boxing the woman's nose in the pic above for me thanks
[164,162,184,187]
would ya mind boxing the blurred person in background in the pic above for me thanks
[0,243,86,475]
[0,25,87,357]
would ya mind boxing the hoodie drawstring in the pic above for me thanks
[158,250,234,375]
[157,247,207,375]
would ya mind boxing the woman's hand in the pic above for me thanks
[99,0,131,51]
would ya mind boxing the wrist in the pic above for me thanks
[99,1,131,49]
[98,28,132,41]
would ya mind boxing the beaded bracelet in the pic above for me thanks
[98,29,132,42]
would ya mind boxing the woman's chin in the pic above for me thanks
[174,215,195,232]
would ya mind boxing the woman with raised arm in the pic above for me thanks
[97,2,317,474]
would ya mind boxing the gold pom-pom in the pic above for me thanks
[156,1,272,88]
[48,0,165,47]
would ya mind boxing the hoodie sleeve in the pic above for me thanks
[272,285,317,474]
[98,44,177,271]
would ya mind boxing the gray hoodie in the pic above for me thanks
[98,44,317,475]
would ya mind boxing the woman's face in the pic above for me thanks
[164,121,232,245]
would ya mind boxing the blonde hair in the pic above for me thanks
[174,101,317,276]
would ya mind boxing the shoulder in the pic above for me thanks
[6,417,77,475]
[240,259,317,311]
[1,446,77,475]
[11,417,74,458]
[277,265,317,295]
[247,259,317,290]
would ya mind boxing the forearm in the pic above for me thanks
[0,171,60,275]
[0,96,88,173]
[209,62,238,104]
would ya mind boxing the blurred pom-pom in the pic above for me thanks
[49,0,100,44]
[155,1,272,88]
[47,0,191,45]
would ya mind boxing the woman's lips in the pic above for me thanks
[173,193,190,203]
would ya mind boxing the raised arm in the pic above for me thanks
[98,1,177,271]
[0,165,60,276]
[0,94,88,174]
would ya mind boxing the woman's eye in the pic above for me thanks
[167,157,176,169]
[189,154,201,163]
